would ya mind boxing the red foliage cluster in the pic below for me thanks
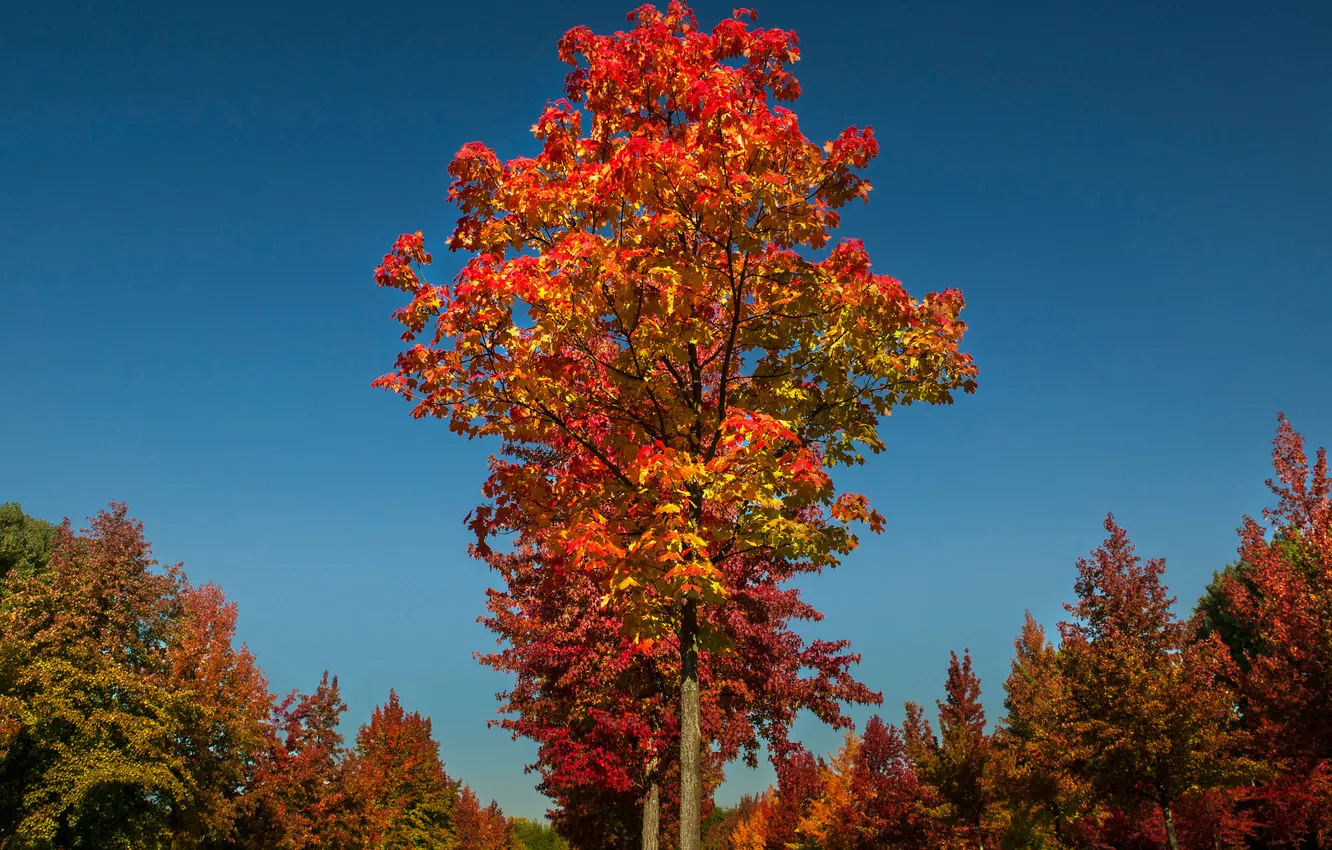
[478,544,878,847]
[1218,414,1332,845]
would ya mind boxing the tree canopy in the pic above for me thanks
[373,5,976,846]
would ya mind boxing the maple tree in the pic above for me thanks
[480,546,684,850]
[990,613,1097,849]
[455,785,518,850]
[236,671,358,850]
[163,582,275,844]
[1205,414,1332,847]
[342,690,461,849]
[373,4,977,844]
[478,543,877,849]
[1056,514,1246,850]
[904,649,993,848]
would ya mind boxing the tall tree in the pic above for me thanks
[744,718,940,850]
[165,582,274,846]
[343,690,461,850]
[904,649,993,848]
[373,4,977,845]
[0,504,186,847]
[795,730,859,849]
[0,503,273,849]
[701,795,758,850]
[1208,414,1332,846]
[237,672,355,850]
[479,548,676,850]
[0,502,57,794]
[455,786,517,850]
[990,614,1096,849]
[847,716,940,850]
[1057,515,1245,850]
[708,795,764,850]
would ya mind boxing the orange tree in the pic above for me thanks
[342,690,461,849]
[373,3,976,845]
[990,614,1098,848]
[1057,516,1246,850]
[904,650,993,848]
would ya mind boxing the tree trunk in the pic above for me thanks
[1162,802,1180,850]
[641,758,661,850]
[678,597,702,850]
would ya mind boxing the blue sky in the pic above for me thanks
[2,0,1329,820]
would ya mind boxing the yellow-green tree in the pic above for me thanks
[0,503,271,849]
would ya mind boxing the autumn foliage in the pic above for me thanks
[361,0,1331,844]
[345,690,461,849]
[2,431,1328,850]
[476,541,879,848]
[374,0,975,627]
[903,649,992,847]
[0,504,264,848]
[1206,413,1332,846]
[1,3,1326,849]
[0,503,509,850]
[373,3,978,846]
[698,415,1326,850]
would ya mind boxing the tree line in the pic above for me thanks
[472,416,1331,850]
[0,502,564,850]
[5,413,1327,849]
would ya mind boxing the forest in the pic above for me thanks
[3,1,1328,849]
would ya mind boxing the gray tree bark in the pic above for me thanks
[1163,802,1180,850]
[678,598,701,850]
[640,765,660,850]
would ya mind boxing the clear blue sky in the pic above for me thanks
[2,0,1329,820]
